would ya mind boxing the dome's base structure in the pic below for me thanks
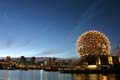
[61,54,120,73]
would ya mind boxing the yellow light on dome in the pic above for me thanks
[76,30,110,56]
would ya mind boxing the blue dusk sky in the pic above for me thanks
[0,0,120,58]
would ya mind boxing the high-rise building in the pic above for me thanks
[6,56,11,62]
[20,56,26,64]
[31,57,35,64]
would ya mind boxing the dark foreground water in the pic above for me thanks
[0,70,120,80]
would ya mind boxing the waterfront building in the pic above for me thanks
[20,56,26,65]
[75,30,120,70]
[31,56,36,64]
[6,56,11,62]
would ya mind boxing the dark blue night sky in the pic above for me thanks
[0,0,120,58]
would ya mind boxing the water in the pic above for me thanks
[0,70,119,80]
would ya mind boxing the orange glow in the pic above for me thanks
[108,56,113,65]
[76,30,110,56]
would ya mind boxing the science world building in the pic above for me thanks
[76,30,110,56]
[76,30,120,70]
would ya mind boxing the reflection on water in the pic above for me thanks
[75,74,118,80]
[0,70,119,80]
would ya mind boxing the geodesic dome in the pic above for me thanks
[76,30,110,56]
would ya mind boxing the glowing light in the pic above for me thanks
[87,65,97,69]
[118,57,120,63]
[108,56,113,65]
[76,30,110,56]
[102,75,108,80]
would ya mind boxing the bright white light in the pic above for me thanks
[87,65,97,69]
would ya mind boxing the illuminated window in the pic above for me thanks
[108,56,113,65]
[118,57,120,63]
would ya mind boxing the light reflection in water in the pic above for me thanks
[74,74,117,80]
[3,70,8,80]
[40,70,43,80]
[101,74,116,80]
[75,74,101,80]
[0,70,119,80]
[102,75,108,80]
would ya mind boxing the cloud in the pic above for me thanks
[0,39,32,50]
[0,39,14,49]
[15,40,32,48]
[36,49,65,57]
[35,49,78,58]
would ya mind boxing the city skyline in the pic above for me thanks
[0,0,120,58]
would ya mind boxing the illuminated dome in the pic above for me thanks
[76,30,110,56]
